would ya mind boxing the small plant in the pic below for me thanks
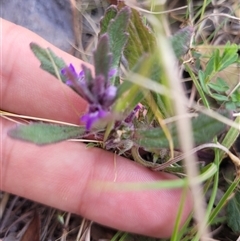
[6,2,240,240]
[197,43,240,110]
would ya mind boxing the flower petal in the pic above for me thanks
[124,104,141,123]
[81,108,108,130]
[91,75,105,99]
[108,68,117,78]
[102,85,117,108]
[62,64,95,103]
[61,64,78,84]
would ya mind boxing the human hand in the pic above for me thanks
[0,18,192,238]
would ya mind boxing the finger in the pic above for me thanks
[1,118,193,238]
[1,18,93,124]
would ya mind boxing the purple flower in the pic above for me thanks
[61,64,117,130]
[81,105,108,130]
[124,104,141,123]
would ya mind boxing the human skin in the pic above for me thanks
[0,18,193,238]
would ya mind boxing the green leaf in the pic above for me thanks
[201,43,239,81]
[226,102,237,110]
[211,93,229,101]
[30,43,67,82]
[219,43,239,71]
[170,26,194,59]
[231,91,240,102]
[213,49,220,71]
[124,8,156,69]
[134,111,229,149]
[114,14,191,118]
[99,6,118,35]
[198,70,210,94]
[100,6,131,71]
[204,54,215,79]
[8,123,86,145]
[208,77,229,93]
[218,116,240,161]
[227,191,240,233]
[93,34,112,82]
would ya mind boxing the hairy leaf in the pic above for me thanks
[30,43,67,82]
[100,6,118,35]
[116,19,192,118]
[170,26,194,59]
[93,34,112,82]
[134,111,229,149]
[100,6,130,71]
[227,191,240,233]
[8,123,86,145]
[124,8,156,69]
